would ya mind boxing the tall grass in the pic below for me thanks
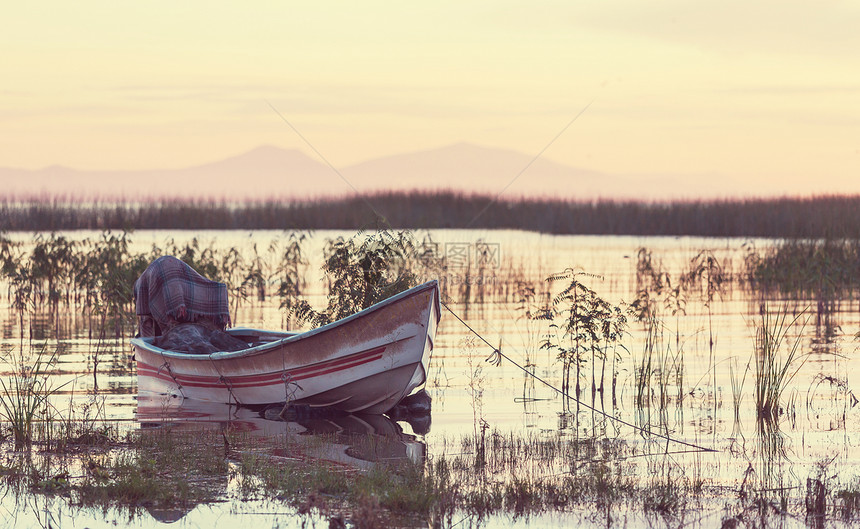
[683,250,727,425]
[729,358,748,434]
[754,307,808,423]
[1,227,545,342]
[275,231,309,328]
[5,192,860,237]
[743,238,860,299]
[634,316,685,435]
[0,346,65,449]
[0,230,317,334]
[631,249,690,419]
[515,281,549,405]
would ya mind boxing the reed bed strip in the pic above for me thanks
[5,192,860,237]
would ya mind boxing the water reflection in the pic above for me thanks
[130,396,428,524]
[136,395,427,470]
[755,419,791,498]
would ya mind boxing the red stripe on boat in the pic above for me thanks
[137,346,386,389]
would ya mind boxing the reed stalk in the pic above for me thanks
[754,307,808,423]
[0,346,66,449]
[729,358,749,435]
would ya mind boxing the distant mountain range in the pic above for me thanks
[0,143,737,201]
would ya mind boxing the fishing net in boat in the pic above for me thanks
[151,323,248,354]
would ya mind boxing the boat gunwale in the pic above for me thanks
[131,279,440,361]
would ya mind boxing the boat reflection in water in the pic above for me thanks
[135,394,427,471]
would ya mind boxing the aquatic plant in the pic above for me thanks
[514,281,548,404]
[0,230,320,339]
[683,249,728,304]
[635,318,658,412]
[634,248,741,421]
[0,346,65,449]
[743,238,860,299]
[683,249,728,420]
[242,243,268,302]
[275,231,309,326]
[634,317,680,410]
[463,336,488,465]
[682,249,727,342]
[835,477,860,520]
[634,316,685,436]
[536,269,627,405]
[729,357,749,435]
[805,460,833,520]
[60,391,115,449]
[631,248,665,321]
[753,419,791,510]
[164,236,222,282]
[76,231,151,337]
[631,247,687,322]
[1,233,35,327]
[642,463,687,516]
[292,229,418,327]
[215,245,248,317]
[29,233,77,307]
[76,427,230,510]
[754,307,808,423]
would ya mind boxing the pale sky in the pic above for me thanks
[2,1,859,197]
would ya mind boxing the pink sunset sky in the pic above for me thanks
[2,1,859,199]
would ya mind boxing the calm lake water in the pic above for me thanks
[2,229,859,528]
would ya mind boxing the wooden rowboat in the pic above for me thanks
[132,280,440,414]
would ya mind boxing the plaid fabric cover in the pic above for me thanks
[134,256,230,336]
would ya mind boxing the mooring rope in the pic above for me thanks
[157,355,184,396]
[218,375,240,406]
[440,301,718,454]
[208,354,242,406]
[277,372,304,419]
